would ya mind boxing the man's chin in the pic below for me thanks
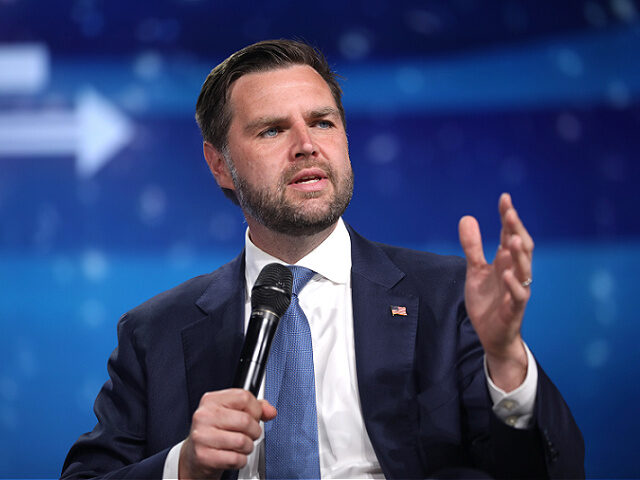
[256,202,340,236]
[284,187,332,203]
[269,211,339,237]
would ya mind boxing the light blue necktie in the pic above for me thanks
[265,266,321,480]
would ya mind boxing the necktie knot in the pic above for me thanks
[288,265,315,297]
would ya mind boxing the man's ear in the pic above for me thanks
[203,142,235,190]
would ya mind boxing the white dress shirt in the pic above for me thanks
[163,218,537,478]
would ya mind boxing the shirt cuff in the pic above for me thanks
[484,342,538,429]
[163,440,185,479]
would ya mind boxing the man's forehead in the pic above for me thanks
[231,64,324,87]
[227,65,336,113]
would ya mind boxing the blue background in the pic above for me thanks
[1,0,639,477]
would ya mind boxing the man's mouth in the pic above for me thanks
[294,175,322,185]
[288,168,328,185]
[287,168,330,192]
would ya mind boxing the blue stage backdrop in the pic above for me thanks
[1,1,639,477]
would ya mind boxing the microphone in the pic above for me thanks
[232,263,293,395]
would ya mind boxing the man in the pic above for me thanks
[61,40,584,479]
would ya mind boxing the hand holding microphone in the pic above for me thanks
[179,264,292,479]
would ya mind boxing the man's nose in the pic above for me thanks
[292,125,317,159]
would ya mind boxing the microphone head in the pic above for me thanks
[251,263,293,317]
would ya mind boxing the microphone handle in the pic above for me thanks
[232,309,281,396]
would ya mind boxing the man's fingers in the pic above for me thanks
[493,243,513,273]
[503,269,530,307]
[499,193,514,247]
[184,439,249,473]
[210,408,263,440]
[459,215,487,267]
[191,427,255,454]
[508,235,532,284]
[498,192,513,216]
[196,390,264,439]
[499,193,534,253]
[260,400,277,421]
[504,208,534,253]
[202,389,263,421]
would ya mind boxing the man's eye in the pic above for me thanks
[260,127,279,138]
[316,120,333,129]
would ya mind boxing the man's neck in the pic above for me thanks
[246,219,338,265]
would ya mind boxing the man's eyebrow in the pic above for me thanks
[244,115,288,134]
[307,107,340,119]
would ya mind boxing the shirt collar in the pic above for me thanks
[245,218,352,292]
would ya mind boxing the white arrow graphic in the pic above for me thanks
[0,43,49,94]
[0,89,134,178]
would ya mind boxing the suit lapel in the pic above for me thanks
[348,226,423,477]
[182,253,246,417]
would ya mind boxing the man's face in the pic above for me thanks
[222,65,353,236]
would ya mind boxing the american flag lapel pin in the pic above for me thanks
[390,305,407,316]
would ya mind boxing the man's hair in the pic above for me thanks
[195,39,346,204]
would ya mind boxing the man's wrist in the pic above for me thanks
[485,338,528,392]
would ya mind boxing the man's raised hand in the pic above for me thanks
[458,193,534,392]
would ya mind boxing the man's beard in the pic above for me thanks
[225,154,353,237]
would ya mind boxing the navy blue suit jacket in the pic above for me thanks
[61,226,584,479]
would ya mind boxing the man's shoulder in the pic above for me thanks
[375,241,465,271]
[123,252,244,327]
[347,224,466,280]
[373,241,467,294]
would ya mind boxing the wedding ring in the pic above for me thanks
[521,277,533,287]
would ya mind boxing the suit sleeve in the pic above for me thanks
[457,313,585,479]
[60,313,169,479]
